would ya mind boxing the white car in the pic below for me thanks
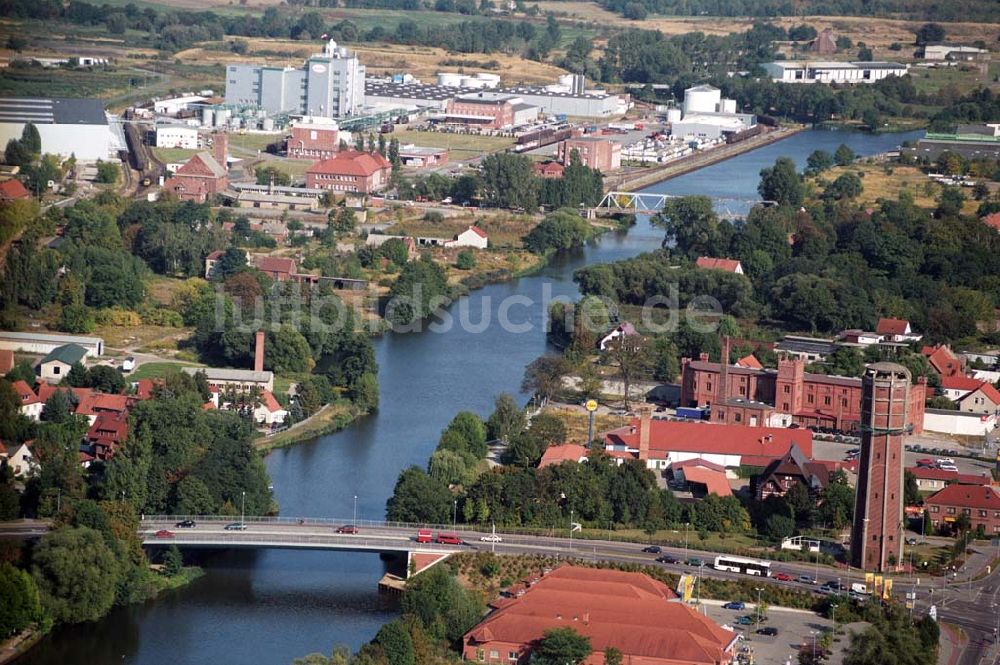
[480,535,503,543]
[938,464,958,472]
[936,458,955,466]
[122,357,136,373]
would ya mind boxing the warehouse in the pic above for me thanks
[156,126,200,149]
[0,331,105,358]
[763,61,908,83]
[364,80,454,111]
[0,97,111,162]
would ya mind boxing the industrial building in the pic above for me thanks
[286,116,349,160]
[435,72,501,89]
[364,80,454,111]
[153,95,209,115]
[922,44,989,61]
[443,92,539,129]
[156,126,199,149]
[556,136,621,171]
[669,85,756,140]
[0,97,111,162]
[0,331,105,357]
[901,124,1000,160]
[763,61,908,83]
[225,39,365,118]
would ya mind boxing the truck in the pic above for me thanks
[850,583,868,595]
[416,529,433,543]
[675,406,707,421]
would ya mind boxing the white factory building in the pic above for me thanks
[153,95,208,115]
[436,72,501,89]
[763,61,909,83]
[0,97,112,162]
[156,126,200,149]
[669,85,755,141]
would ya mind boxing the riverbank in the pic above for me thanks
[610,124,807,192]
[257,402,362,452]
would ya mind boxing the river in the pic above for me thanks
[19,128,921,665]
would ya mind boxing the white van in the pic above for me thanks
[850,583,868,595]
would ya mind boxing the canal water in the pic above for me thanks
[19,128,920,665]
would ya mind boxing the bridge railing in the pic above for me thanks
[140,514,501,535]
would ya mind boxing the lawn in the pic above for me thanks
[128,360,203,381]
[153,147,199,164]
[392,127,515,159]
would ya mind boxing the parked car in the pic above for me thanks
[723,601,746,610]
[735,616,754,625]
[224,522,247,531]
[938,464,959,472]
[121,356,136,373]
[336,525,359,534]
[936,458,955,466]
[774,573,793,582]
[175,519,196,528]
[906,537,918,545]
[798,575,818,585]
[480,534,503,543]
[916,458,934,467]
[154,529,174,538]
[686,557,705,567]
[642,545,662,553]
[757,627,779,637]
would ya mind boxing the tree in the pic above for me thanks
[604,647,624,665]
[379,237,410,268]
[834,144,856,167]
[904,471,919,506]
[455,249,476,270]
[374,620,414,665]
[758,157,803,207]
[401,564,483,642]
[534,627,592,665]
[255,165,291,187]
[0,563,42,638]
[606,333,647,410]
[385,257,449,327]
[915,23,945,46]
[351,372,379,412]
[521,356,568,404]
[806,149,834,174]
[440,411,488,458]
[823,173,863,200]
[486,393,526,443]
[94,160,119,184]
[86,365,126,394]
[479,152,537,211]
[163,544,183,577]
[31,526,120,624]
[175,475,217,515]
[856,46,873,62]
[215,247,248,281]
[652,195,722,258]
[4,139,30,168]
[764,513,795,541]
[385,467,452,523]
[20,123,41,156]
[523,208,592,254]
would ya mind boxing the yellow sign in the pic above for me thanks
[883,578,893,600]
[676,574,695,602]
[865,572,874,588]
[874,575,883,596]
[585,399,598,412]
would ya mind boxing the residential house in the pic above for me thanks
[838,329,882,347]
[876,318,922,343]
[10,380,42,420]
[305,150,392,194]
[954,381,1000,415]
[533,161,565,179]
[908,465,992,493]
[671,459,732,498]
[253,390,288,427]
[37,343,88,381]
[694,256,744,274]
[922,344,962,378]
[940,375,987,401]
[162,152,228,203]
[0,349,13,375]
[538,443,590,468]
[462,565,738,665]
[4,441,35,477]
[444,226,488,249]
[598,322,638,351]
[254,256,297,282]
[86,412,128,460]
[754,443,829,501]
[925,484,1000,535]
[0,178,30,201]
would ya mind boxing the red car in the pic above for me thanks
[336,525,359,534]
[916,458,934,467]
[774,572,793,582]
[154,529,174,539]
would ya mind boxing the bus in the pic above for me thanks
[713,555,772,577]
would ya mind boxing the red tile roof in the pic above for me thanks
[695,256,742,273]
[0,179,30,201]
[467,225,488,238]
[876,317,910,336]
[941,375,986,393]
[465,565,734,665]
[11,380,39,405]
[965,381,1000,405]
[87,412,128,449]
[134,379,158,400]
[925,484,1000,511]
[0,349,13,375]
[735,354,763,369]
[671,457,726,473]
[909,465,991,485]
[260,390,284,413]
[533,161,565,177]
[605,419,813,460]
[922,344,961,378]
[307,150,391,178]
[176,152,227,179]
[255,256,296,275]
[981,212,1000,232]
[679,466,732,497]
[206,250,224,261]
[538,444,589,468]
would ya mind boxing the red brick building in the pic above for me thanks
[922,344,962,378]
[925,483,1000,536]
[533,161,565,179]
[445,95,515,130]
[305,150,391,194]
[254,256,297,282]
[679,353,926,434]
[163,152,229,203]
[462,565,737,665]
[557,137,622,172]
[287,119,344,160]
[850,363,911,571]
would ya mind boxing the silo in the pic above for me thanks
[262,117,274,131]
[476,73,501,88]
[682,85,721,115]
[437,72,463,87]
[666,108,682,123]
[460,76,487,89]
[202,108,214,127]
[215,109,231,127]
[720,98,737,114]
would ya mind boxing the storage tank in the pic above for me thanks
[262,117,274,131]
[476,73,501,88]
[558,74,575,89]
[666,108,682,123]
[437,72,463,87]
[215,109,231,127]
[682,85,721,116]
[201,108,214,127]
[720,98,736,114]
[460,76,487,89]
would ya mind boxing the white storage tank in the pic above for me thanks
[720,98,736,114]
[201,108,214,127]
[475,73,501,87]
[460,76,487,89]
[437,72,463,87]
[682,85,721,116]
[215,109,231,127]
[558,74,575,89]
[666,108,682,123]
[262,117,274,131]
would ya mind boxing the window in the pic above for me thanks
[808,394,814,404]
[508,652,518,661]
[477,649,485,662]
[947,507,956,514]
[931,505,939,513]
[979,510,987,517]
[824,396,831,406]
[784,385,791,394]
[490,651,499,660]
[53,366,60,375]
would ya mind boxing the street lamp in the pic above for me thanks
[831,603,838,631]
[241,490,246,527]
[755,587,764,628]
[353,495,358,526]
[453,500,457,529]
[684,522,689,560]
[570,509,575,550]
[810,630,817,660]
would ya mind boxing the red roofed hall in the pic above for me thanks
[538,443,589,468]
[675,464,732,497]
[0,349,13,375]
[0,178,30,201]
[908,465,992,492]
[462,565,737,665]
[162,152,228,203]
[306,150,391,194]
[604,409,813,471]
[694,257,744,274]
[925,484,1000,535]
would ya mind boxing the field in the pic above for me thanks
[152,147,199,164]
[813,163,985,214]
[392,127,515,159]
[127,361,202,381]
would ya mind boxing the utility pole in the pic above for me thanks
[353,495,357,526]
[569,509,574,551]
[684,522,689,561]
[241,490,246,527]
[453,500,457,529]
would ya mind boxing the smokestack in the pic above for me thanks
[637,405,651,461]
[213,132,229,171]
[254,330,265,373]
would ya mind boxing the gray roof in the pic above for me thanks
[0,331,104,346]
[40,343,88,366]
[0,97,107,126]
[775,336,837,356]
[511,103,537,112]
[182,367,273,383]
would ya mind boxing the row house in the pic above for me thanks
[925,484,1000,535]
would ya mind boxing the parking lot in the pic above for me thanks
[811,437,994,478]
[700,600,866,665]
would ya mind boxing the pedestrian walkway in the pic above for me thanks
[939,623,965,665]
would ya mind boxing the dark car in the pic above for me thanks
[656,554,678,564]
[757,627,779,637]
[723,601,746,610]
[798,575,818,585]
[224,522,247,531]
[175,519,196,528]
[642,545,662,554]
[686,557,705,567]
[336,525,359,534]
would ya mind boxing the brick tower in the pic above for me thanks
[850,362,911,571]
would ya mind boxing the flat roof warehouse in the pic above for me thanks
[0,97,108,126]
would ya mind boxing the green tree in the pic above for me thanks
[373,620,414,665]
[175,476,217,515]
[31,526,120,624]
[20,123,41,156]
[400,564,483,642]
[521,356,568,404]
[486,393,526,443]
[4,139,31,168]
[385,467,452,523]
[0,563,42,637]
[523,208,593,254]
[64,362,89,388]
[806,149,834,174]
[163,545,183,577]
[255,165,291,187]
[86,365,126,394]
[904,470,919,506]
[652,195,722,258]
[385,257,449,327]
[915,23,945,45]
[764,513,795,541]
[823,173,863,200]
[480,152,537,211]
[758,157,803,207]
[351,371,380,412]
[604,647,624,665]
[834,144,856,167]
[455,249,476,270]
[379,238,410,268]
[94,160,119,184]
[534,627,592,665]
[57,303,95,334]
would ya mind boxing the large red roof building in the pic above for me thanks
[680,353,926,435]
[462,565,737,665]
[925,484,1000,536]
[305,150,391,194]
[163,152,229,203]
[0,178,30,201]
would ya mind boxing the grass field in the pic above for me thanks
[152,147,199,164]
[393,127,515,158]
[812,163,984,215]
[128,361,202,381]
